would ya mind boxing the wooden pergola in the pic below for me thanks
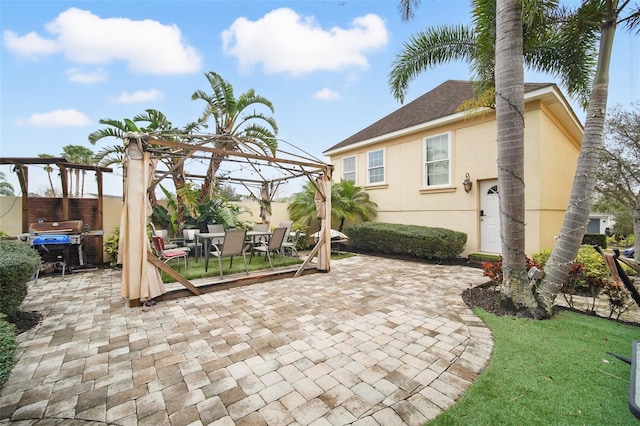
[0,157,113,233]
[120,132,334,306]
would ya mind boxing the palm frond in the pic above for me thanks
[389,24,477,103]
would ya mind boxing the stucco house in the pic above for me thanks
[323,80,584,256]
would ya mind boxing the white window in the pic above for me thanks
[367,149,385,184]
[424,133,450,187]
[342,156,356,183]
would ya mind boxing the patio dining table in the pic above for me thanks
[199,230,271,272]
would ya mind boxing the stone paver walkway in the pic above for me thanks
[0,254,493,425]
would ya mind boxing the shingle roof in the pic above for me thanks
[324,79,552,153]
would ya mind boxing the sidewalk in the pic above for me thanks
[0,254,492,425]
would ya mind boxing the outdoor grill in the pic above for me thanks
[28,220,85,270]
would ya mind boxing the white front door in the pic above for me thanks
[480,180,501,253]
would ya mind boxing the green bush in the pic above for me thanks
[0,240,41,320]
[345,222,467,260]
[582,233,607,249]
[291,222,311,251]
[104,226,120,266]
[532,245,609,289]
[0,315,17,390]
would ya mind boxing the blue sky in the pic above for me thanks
[1,0,638,198]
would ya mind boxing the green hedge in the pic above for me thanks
[345,222,467,260]
[582,233,607,249]
[0,315,17,390]
[0,240,41,320]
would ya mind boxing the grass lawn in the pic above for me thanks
[428,309,638,425]
[161,251,353,282]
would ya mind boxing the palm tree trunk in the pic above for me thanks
[75,169,81,198]
[46,171,56,197]
[633,195,640,263]
[536,2,617,315]
[199,156,223,203]
[81,170,86,197]
[495,0,536,310]
[68,169,74,197]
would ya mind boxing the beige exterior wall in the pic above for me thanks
[329,94,582,257]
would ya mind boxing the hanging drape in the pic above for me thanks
[119,134,165,302]
[314,175,330,271]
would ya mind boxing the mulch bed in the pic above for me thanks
[9,311,43,335]
[462,284,640,326]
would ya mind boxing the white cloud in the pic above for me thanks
[3,8,201,75]
[16,109,92,128]
[313,88,341,100]
[66,67,108,83]
[222,8,389,75]
[3,30,59,57]
[115,89,162,104]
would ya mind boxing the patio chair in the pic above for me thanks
[206,229,249,278]
[149,223,179,249]
[207,224,225,246]
[282,229,300,257]
[251,226,288,269]
[249,223,269,254]
[152,235,189,271]
[182,229,203,261]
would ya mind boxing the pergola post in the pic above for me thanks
[15,165,28,233]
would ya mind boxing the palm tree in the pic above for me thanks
[287,181,319,227]
[90,110,201,226]
[38,153,57,196]
[0,171,15,196]
[331,180,378,231]
[192,71,278,203]
[390,0,596,106]
[288,180,378,231]
[494,0,535,309]
[61,145,95,197]
[391,0,601,315]
[537,0,640,315]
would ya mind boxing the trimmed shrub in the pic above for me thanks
[0,315,17,390]
[532,245,609,289]
[0,240,41,320]
[345,222,467,260]
[104,226,120,266]
[582,233,607,249]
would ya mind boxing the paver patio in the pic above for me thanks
[0,254,493,425]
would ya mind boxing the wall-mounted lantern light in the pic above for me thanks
[462,173,473,193]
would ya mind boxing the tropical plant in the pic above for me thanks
[536,1,640,316]
[331,180,378,231]
[191,71,279,202]
[103,226,120,266]
[90,109,203,225]
[288,180,378,231]
[61,144,95,197]
[38,153,56,196]
[0,172,14,197]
